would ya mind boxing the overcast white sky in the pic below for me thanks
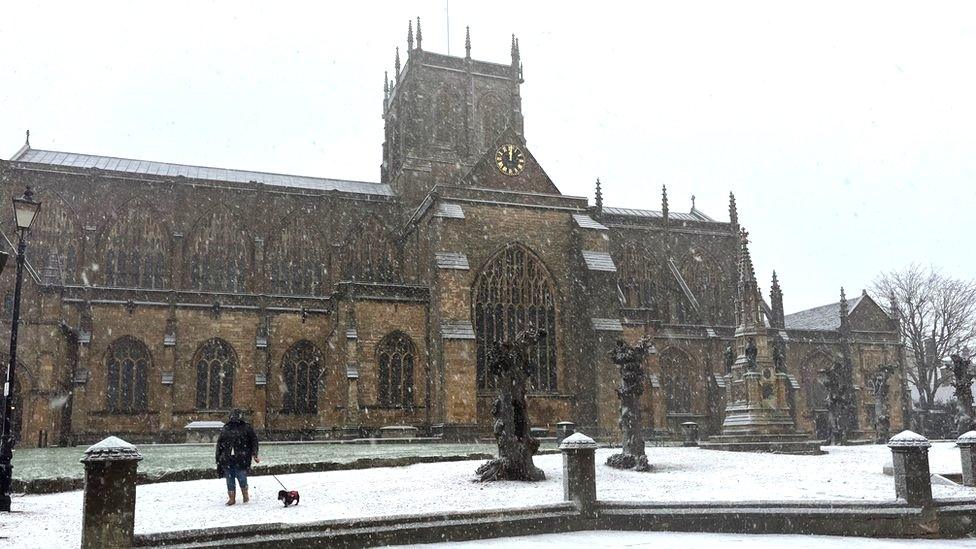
[1,1,973,312]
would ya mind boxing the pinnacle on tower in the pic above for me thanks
[889,290,900,321]
[407,20,414,51]
[25,129,30,147]
[416,17,423,50]
[465,26,471,59]
[691,194,696,212]
[839,287,851,334]
[661,184,669,220]
[729,191,738,230]
[394,47,401,80]
[735,228,763,330]
[595,178,603,212]
[511,34,520,67]
[383,71,389,98]
[770,270,785,329]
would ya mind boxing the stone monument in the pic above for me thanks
[476,329,547,481]
[606,336,655,471]
[870,364,895,443]
[945,355,975,436]
[700,229,821,455]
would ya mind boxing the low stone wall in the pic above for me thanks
[12,453,494,495]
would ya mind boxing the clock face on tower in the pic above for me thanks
[495,144,526,176]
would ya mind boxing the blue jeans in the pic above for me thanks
[224,464,248,492]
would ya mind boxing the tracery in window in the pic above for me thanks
[193,338,236,409]
[25,192,78,284]
[433,87,462,146]
[376,331,415,407]
[100,202,167,288]
[267,217,327,295]
[282,340,323,413]
[474,243,557,392]
[187,207,250,292]
[105,336,150,413]
[340,216,398,283]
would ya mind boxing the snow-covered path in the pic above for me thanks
[2,443,974,548]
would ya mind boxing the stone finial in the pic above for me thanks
[559,432,597,450]
[407,19,414,51]
[394,47,401,79]
[511,34,520,67]
[416,17,422,50]
[25,129,30,147]
[594,177,603,212]
[729,191,739,231]
[887,430,931,448]
[661,184,669,220]
[383,70,389,98]
[770,270,785,329]
[691,194,696,211]
[465,26,471,59]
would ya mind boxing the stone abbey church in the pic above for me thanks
[0,25,909,447]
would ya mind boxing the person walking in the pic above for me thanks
[216,408,260,505]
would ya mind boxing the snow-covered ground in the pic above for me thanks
[2,443,974,548]
[393,531,976,548]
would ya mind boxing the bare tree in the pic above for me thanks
[873,264,976,409]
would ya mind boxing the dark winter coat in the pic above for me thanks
[215,418,259,474]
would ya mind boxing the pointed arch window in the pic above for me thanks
[187,208,249,292]
[480,93,509,148]
[617,244,658,309]
[433,88,462,146]
[474,243,557,392]
[100,204,168,288]
[340,217,398,283]
[282,340,323,413]
[105,336,151,413]
[267,219,327,295]
[376,331,416,407]
[193,338,237,409]
[658,347,693,414]
[25,193,78,284]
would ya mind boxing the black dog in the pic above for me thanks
[278,489,300,507]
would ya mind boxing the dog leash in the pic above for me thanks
[270,474,289,491]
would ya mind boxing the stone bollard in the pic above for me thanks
[958,431,976,487]
[555,421,576,444]
[80,436,143,549]
[681,421,700,447]
[560,432,598,516]
[887,430,932,507]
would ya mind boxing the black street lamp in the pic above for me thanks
[0,186,41,512]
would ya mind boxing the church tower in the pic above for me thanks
[381,20,526,208]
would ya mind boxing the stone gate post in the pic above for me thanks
[887,430,932,507]
[957,430,976,487]
[80,436,143,549]
[560,432,598,516]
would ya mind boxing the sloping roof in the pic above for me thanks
[433,202,465,219]
[582,251,616,272]
[441,320,476,340]
[602,206,717,222]
[784,295,864,331]
[434,252,470,270]
[572,214,608,230]
[590,318,624,332]
[11,148,394,197]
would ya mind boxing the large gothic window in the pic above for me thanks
[680,255,733,325]
[105,336,150,413]
[100,202,167,288]
[267,218,327,295]
[340,216,398,283]
[194,338,237,409]
[474,243,557,392]
[25,192,78,285]
[187,207,250,292]
[282,340,323,413]
[479,93,509,148]
[617,244,658,309]
[658,347,693,414]
[432,88,462,147]
[376,331,416,407]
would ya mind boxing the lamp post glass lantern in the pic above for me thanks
[0,186,40,512]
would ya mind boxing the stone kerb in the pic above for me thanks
[887,430,932,507]
[560,432,598,516]
[957,430,976,487]
[80,436,143,549]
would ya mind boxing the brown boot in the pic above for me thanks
[242,488,249,503]
[226,491,236,506]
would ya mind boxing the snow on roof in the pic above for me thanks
[572,213,608,230]
[12,148,394,197]
[582,250,616,272]
[958,431,976,444]
[602,206,718,223]
[783,295,865,331]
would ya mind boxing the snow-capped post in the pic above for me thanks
[957,431,976,487]
[555,421,575,444]
[606,336,655,471]
[80,436,143,549]
[560,432,598,516]
[476,329,547,481]
[887,430,932,507]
